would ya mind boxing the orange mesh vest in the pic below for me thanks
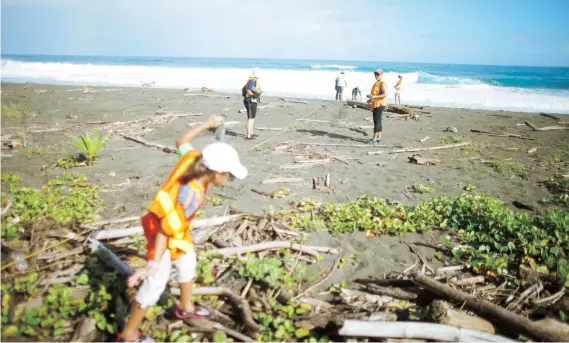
[142,150,207,261]
[370,80,387,108]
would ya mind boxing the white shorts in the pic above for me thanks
[395,87,401,95]
[135,247,197,309]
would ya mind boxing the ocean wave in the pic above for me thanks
[2,59,569,114]
[311,64,357,70]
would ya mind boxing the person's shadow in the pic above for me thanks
[296,129,367,143]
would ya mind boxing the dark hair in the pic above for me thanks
[180,156,215,183]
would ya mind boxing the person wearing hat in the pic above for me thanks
[335,71,347,101]
[243,67,261,140]
[118,115,247,342]
[366,69,388,145]
[394,75,403,105]
[352,85,362,101]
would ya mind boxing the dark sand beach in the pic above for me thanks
[2,82,569,286]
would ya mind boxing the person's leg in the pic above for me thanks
[339,87,344,101]
[374,106,384,141]
[121,251,172,341]
[248,102,257,137]
[174,247,210,318]
[244,100,252,139]
[335,86,339,101]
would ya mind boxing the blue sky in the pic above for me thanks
[2,0,569,66]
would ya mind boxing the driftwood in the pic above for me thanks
[413,272,569,342]
[295,254,341,299]
[262,178,304,184]
[184,94,230,99]
[426,300,496,334]
[338,321,512,341]
[367,151,384,156]
[527,147,537,154]
[251,189,272,197]
[170,287,260,332]
[120,134,176,154]
[389,142,470,154]
[525,120,569,131]
[451,275,486,286]
[355,282,418,300]
[297,119,347,124]
[211,241,339,258]
[91,215,245,240]
[346,100,371,110]
[471,129,535,141]
[408,155,441,165]
[296,142,403,148]
[256,127,283,131]
[419,136,430,143]
[278,98,308,105]
[540,112,561,121]
[512,200,536,212]
[386,105,412,115]
[348,127,368,136]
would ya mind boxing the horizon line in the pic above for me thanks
[2,52,569,69]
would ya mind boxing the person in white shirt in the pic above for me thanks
[394,75,403,105]
[335,72,347,101]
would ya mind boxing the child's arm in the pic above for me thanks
[127,227,170,287]
[176,115,224,148]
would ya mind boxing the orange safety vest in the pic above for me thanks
[370,80,387,108]
[142,150,207,261]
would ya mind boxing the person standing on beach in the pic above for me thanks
[352,86,362,101]
[335,71,347,101]
[243,68,260,140]
[394,75,403,105]
[366,69,387,145]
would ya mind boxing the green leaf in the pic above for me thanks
[176,334,192,342]
[53,327,66,336]
[76,272,89,285]
[536,265,549,275]
[295,328,310,338]
[560,310,567,322]
[213,331,227,342]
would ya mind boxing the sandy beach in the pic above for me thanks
[2,81,568,287]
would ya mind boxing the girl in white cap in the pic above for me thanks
[118,115,247,342]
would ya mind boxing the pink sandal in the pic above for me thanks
[174,304,211,319]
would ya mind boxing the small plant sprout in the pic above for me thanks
[69,129,112,164]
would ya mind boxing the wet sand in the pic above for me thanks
[2,82,568,286]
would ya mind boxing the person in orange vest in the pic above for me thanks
[366,69,388,145]
[118,115,248,342]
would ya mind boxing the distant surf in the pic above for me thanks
[2,54,569,114]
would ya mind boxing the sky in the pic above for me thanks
[2,0,569,66]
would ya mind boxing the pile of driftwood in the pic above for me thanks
[4,212,569,342]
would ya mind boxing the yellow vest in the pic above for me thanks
[370,80,387,108]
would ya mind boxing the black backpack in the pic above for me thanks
[241,84,248,97]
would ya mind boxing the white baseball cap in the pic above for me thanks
[251,67,260,77]
[202,142,248,179]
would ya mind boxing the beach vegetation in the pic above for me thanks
[541,175,569,207]
[271,187,290,199]
[464,184,477,192]
[1,103,34,119]
[411,183,435,194]
[287,194,569,286]
[1,172,102,239]
[68,129,112,164]
[436,136,467,144]
[485,157,528,179]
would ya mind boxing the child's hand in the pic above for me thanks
[207,115,224,128]
[127,261,159,287]
[366,94,372,99]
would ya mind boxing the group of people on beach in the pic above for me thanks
[117,67,401,342]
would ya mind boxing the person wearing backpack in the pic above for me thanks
[242,68,261,140]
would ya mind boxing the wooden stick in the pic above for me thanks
[367,151,384,155]
[297,119,347,124]
[389,142,470,154]
[279,98,308,105]
[120,134,176,154]
[349,127,369,136]
[413,272,569,342]
[355,283,418,300]
[471,129,536,141]
[420,136,430,143]
[525,120,569,131]
[184,94,230,99]
[295,254,341,299]
[251,189,272,197]
[325,173,330,188]
[540,112,561,121]
[527,148,537,154]
[295,142,404,148]
[262,178,304,184]
[487,114,512,118]
[211,241,339,258]
[452,275,486,286]
[390,153,398,160]
[339,321,513,341]
[257,127,283,131]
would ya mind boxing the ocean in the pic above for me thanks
[2,54,569,114]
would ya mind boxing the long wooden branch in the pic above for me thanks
[120,134,176,153]
[295,142,404,148]
[471,129,536,141]
[211,241,339,258]
[386,142,470,154]
[413,272,569,342]
[338,321,513,341]
[525,120,569,131]
[279,98,308,105]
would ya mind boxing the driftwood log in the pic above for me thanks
[120,134,176,154]
[211,241,339,258]
[413,272,569,342]
[388,142,470,154]
[278,98,308,105]
[525,120,569,131]
[471,129,536,141]
[426,300,496,334]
